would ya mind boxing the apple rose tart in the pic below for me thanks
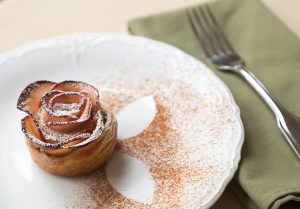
[17,80,117,176]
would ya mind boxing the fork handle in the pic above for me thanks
[236,65,300,159]
[236,65,282,116]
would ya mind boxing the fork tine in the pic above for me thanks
[203,5,234,53]
[196,6,225,55]
[193,7,222,56]
[187,8,214,58]
[195,6,229,55]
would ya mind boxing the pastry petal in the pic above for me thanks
[40,133,91,156]
[41,91,93,132]
[21,111,107,149]
[17,81,56,114]
[51,80,100,108]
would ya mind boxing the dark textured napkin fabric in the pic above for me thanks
[128,0,300,208]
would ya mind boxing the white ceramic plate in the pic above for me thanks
[0,33,243,209]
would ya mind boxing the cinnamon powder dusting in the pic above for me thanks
[68,74,237,208]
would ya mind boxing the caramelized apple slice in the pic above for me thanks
[51,81,100,108]
[22,114,98,150]
[21,115,48,146]
[17,81,56,114]
[45,98,92,132]
[41,134,90,157]
[48,91,91,119]
[40,90,93,133]
[45,116,93,133]
[22,114,65,149]
[64,111,109,149]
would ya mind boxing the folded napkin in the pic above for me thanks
[128,0,300,208]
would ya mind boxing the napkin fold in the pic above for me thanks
[128,0,300,208]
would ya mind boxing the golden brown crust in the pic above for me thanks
[26,116,117,176]
[18,80,118,176]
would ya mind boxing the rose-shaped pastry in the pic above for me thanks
[17,80,117,176]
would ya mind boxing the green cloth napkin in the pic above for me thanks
[128,0,300,208]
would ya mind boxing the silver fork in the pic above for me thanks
[187,5,300,159]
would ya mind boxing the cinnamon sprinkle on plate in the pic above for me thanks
[69,74,237,208]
